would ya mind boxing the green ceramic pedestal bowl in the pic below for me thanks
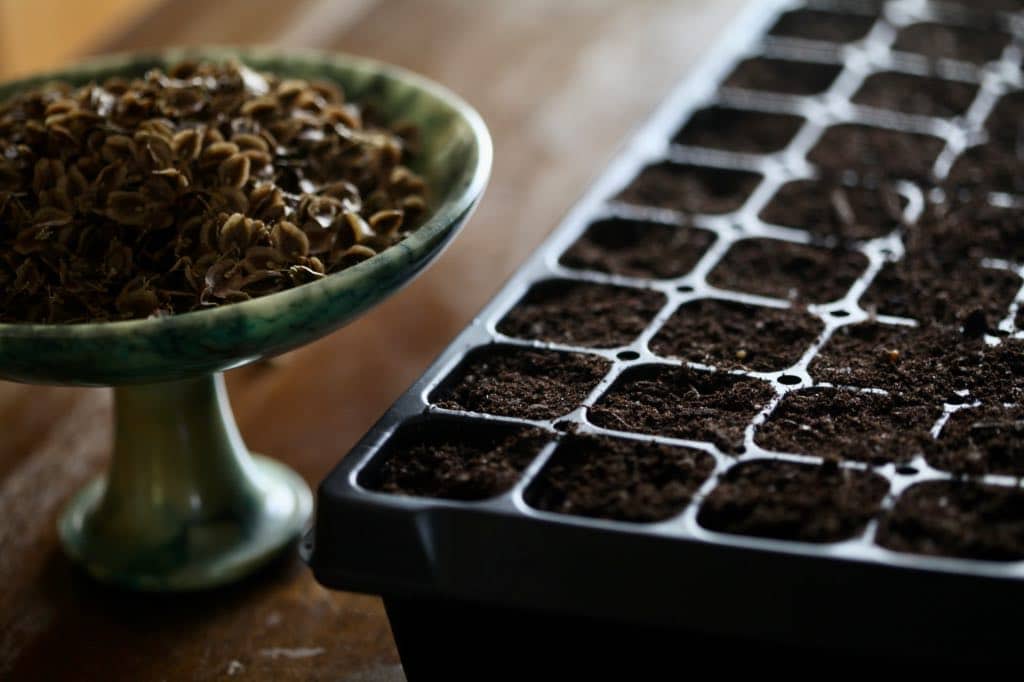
[0,48,491,590]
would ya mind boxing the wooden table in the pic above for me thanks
[0,1,746,678]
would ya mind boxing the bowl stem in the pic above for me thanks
[58,372,312,590]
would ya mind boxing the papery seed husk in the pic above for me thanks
[219,153,251,189]
[116,285,161,318]
[240,96,278,117]
[105,191,148,226]
[172,128,203,161]
[102,135,136,162]
[400,195,426,217]
[342,211,375,243]
[203,141,240,163]
[232,132,269,152]
[333,244,377,270]
[0,59,427,323]
[368,209,403,235]
[240,149,272,169]
[218,213,251,252]
[271,220,310,257]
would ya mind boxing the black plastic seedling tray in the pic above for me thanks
[308,0,1024,673]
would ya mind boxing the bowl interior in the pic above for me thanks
[0,47,491,385]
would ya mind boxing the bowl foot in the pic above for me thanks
[56,373,312,591]
[59,456,311,590]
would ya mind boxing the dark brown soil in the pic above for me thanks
[525,434,715,522]
[588,365,773,453]
[974,93,1024,191]
[755,388,938,464]
[768,9,876,43]
[673,106,805,154]
[706,239,867,304]
[892,22,1011,64]
[968,339,1024,405]
[807,124,944,182]
[878,481,1024,561]
[559,218,715,279]
[860,259,1020,327]
[947,143,1024,195]
[758,179,905,241]
[649,299,822,372]
[431,346,610,421]
[915,199,1024,263]
[723,58,842,96]
[851,72,978,117]
[361,418,549,501]
[497,280,665,348]
[855,196,1023,326]
[697,460,888,542]
[983,90,1024,145]
[615,162,761,215]
[927,404,1024,476]
[809,322,994,402]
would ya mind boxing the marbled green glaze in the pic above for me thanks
[0,47,492,385]
[60,374,312,590]
[0,48,492,589]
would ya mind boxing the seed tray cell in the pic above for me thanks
[310,0,1024,669]
[429,345,610,421]
[947,143,1024,194]
[914,200,1024,263]
[614,161,761,215]
[758,179,908,241]
[672,106,805,153]
[971,339,1024,405]
[877,481,1024,561]
[983,90,1024,142]
[925,403,1024,476]
[706,238,868,303]
[860,258,1022,324]
[754,387,940,464]
[524,434,715,523]
[696,459,889,542]
[588,364,774,454]
[649,298,823,372]
[496,279,665,348]
[806,124,945,181]
[558,217,716,279]
[815,322,1024,404]
[809,321,960,398]
[891,22,1011,65]
[851,72,979,117]
[767,8,877,44]
[723,57,843,95]
[359,417,550,501]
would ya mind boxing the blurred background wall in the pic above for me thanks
[0,0,397,79]
[0,0,161,78]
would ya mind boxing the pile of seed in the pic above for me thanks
[0,59,427,323]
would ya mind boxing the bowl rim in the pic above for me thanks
[0,46,493,338]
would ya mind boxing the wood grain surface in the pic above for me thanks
[0,1,746,679]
